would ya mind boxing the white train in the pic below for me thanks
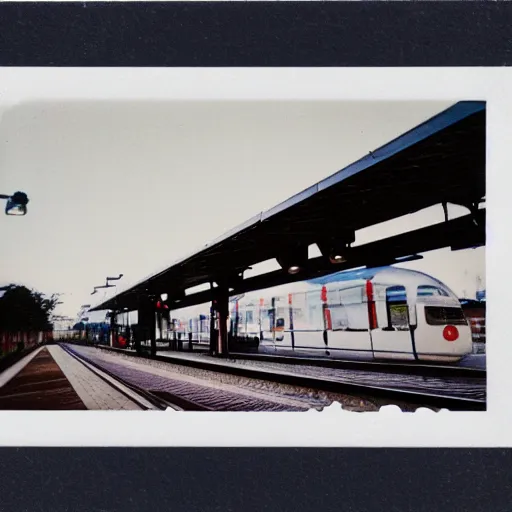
[175,266,473,363]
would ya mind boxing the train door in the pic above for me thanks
[370,283,416,360]
[287,290,325,353]
[327,284,373,358]
[244,308,259,337]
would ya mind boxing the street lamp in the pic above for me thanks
[91,274,123,295]
[0,191,29,216]
[107,274,123,282]
[91,283,115,295]
[90,276,123,345]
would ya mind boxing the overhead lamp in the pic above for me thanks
[328,252,348,265]
[277,244,309,275]
[318,232,355,265]
[106,274,123,282]
[1,191,29,216]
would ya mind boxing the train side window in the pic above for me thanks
[246,311,254,324]
[330,304,349,330]
[385,285,409,330]
[337,285,367,331]
[418,285,449,297]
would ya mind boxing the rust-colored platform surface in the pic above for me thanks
[0,348,86,410]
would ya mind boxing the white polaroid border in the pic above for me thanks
[0,67,508,446]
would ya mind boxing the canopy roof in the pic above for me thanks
[91,101,485,312]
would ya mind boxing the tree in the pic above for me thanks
[0,285,59,332]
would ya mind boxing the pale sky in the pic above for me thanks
[0,100,485,323]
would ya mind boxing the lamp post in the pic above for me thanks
[91,274,123,345]
[105,275,123,347]
[0,192,29,216]
[91,283,115,295]
[106,274,123,282]
[91,274,123,295]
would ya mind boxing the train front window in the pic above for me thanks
[425,306,467,326]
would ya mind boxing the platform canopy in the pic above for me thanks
[91,101,486,312]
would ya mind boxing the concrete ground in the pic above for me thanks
[47,345,142,410]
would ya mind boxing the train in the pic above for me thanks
[172,266,473,363]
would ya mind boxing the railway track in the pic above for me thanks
[62,344,311,411]
[59,344,210,411]
[140,344,485,379]
[82,344,486,411]
[229,351,485,378]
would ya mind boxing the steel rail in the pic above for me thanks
[137,343,485,379]
[59,344,190,411]
[97,345,486,411]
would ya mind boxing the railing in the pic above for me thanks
[0,330,51,359]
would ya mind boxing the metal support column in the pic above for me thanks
[109,311,116,347]
[209,300,217,355]
[234,299,239,339]
[288,293,295,351]
[157,309,163,345]
[149,300,157,357]
[169,314,174,350]
[136,296,152,355]
[134,312,142,355]
[217,287,229,357]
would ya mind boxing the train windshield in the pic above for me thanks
[424,306,467,326]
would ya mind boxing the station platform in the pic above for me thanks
[0,345,141,410]
[131,342,486,371]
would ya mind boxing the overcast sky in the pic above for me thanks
[0,100,484,322]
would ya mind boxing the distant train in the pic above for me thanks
[174,266,473,363]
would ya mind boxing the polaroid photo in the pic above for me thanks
[0,67,508,447]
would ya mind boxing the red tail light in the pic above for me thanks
[321,286,328,303]
[443,325,459,342]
